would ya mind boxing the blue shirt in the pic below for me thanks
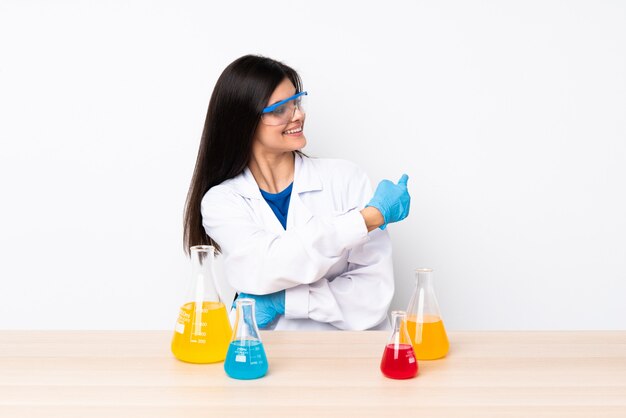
[259,183,293,230]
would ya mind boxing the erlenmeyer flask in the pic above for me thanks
[224,298,269,380]
[380,311,418,379]
[406,268,449,360]
[171,245,232,363]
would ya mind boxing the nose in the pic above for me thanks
[292,106,305,121]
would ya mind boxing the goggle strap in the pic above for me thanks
[262,91,308,114]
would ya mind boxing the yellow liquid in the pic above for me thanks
[171,301,232,364]
[406,315,449,360]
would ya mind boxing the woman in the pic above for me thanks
[184,55,410,331]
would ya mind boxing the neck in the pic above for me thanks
[248,151,295,193]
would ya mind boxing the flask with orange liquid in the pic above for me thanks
[171,245,232,363]
[406,268,449,360]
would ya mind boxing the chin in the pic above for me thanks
[288,135,306,149]
[295,137,307,150]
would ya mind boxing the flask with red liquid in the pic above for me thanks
[380,310,418,379]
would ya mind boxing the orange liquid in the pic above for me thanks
[406,315,449,360]
[171,301,232,364]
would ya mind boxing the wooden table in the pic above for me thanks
[1,331,625,417]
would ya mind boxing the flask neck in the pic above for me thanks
[233,298,262,342]
[389,310,411,345]
[391,311,406,333]
[188,245,220,303]
[415,268,434,289]
[408,268,442,321]
[190,245,214,276]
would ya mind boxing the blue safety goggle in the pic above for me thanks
[262,91,308,113]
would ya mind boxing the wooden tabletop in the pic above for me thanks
[1,331,625,417]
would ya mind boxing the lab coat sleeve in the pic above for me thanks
[201,186,369,295]
[284,169,395,330]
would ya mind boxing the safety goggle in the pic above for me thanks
[260,91,308,126]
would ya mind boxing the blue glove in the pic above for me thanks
[366,174,411,230]
[236,290,285,329]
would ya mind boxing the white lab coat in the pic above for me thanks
[201,153,394,330]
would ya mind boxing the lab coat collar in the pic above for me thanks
[292,153,323,194]
[226,153,322,200]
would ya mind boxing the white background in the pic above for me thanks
[1,1,625,330]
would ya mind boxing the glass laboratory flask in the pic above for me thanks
[380,311,418,379]
[171,245,232,364]
[224,298,269,380]
[406,268,450,360]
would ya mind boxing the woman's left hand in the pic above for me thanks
[236,290,286,328]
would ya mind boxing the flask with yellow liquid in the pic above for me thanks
[406,268,450,360]
[171,245,232,363]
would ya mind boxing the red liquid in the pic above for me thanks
[380,343,418,379]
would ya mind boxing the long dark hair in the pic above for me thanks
[183,55,303,255]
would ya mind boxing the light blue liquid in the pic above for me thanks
[224,340,268,380]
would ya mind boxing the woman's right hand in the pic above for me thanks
[365,174,411,230]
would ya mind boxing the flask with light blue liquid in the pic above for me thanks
[224,298,268,379]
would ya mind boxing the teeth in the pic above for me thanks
[283,127,302,134]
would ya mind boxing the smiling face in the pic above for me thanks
[252,78,307,157]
